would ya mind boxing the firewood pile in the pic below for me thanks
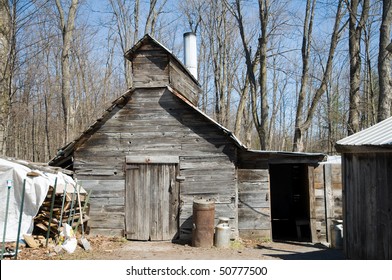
[33,185,90,239]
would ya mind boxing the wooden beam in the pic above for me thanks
[125,155,179,164]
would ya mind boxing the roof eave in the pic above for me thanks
[335,143,392,153]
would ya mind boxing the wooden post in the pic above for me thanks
[46,177,57,247]
[324,164,334,243]
[308,166,317,243]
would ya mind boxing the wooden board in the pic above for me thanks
[237,168,271,235]
[125,163,179,241]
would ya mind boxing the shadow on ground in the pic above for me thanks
[259,241,345,260]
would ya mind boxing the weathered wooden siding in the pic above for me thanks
[178,155,237,239]
[74,87,237,239]
[169,59,199,105]
[237,169,270,239]
[78,180,125,236]
[343,153,392,259]
[132,42,169,88]
[128,36,200,106]
[310,163,342,243]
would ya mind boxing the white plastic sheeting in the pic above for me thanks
[0,158,77,242]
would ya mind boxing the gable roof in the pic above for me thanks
[124,34,200,87]
[48,86,250,167]
[49,35,326,168]
[336,117,392,152]
[48,88,134,167]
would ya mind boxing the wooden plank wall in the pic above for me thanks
[179,155,237,240]
[132,43,169,88]
[74,88,237,239]
[78,179,125,236]
[169,59,199,105]
[343,153,392,259]
[311,163,342,243]
[237,169,271,240]
[131,38,201,106]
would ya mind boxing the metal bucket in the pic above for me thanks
[331,224,343,249]
[192,199,215,247]
[331,219,343,249]
[214,223,231,248]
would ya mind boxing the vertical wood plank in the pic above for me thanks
[149,164,158,240]
[141,164,150,240]
[365,154,377,259]
[169,164,179,239]
[308,166,317,243]
[161,164,170,239]
[324,164,334,243]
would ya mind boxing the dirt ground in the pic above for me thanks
[5,235,344,260]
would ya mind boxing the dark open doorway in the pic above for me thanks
[269,164,311,242]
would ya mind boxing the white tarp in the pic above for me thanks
[0,158,78,242]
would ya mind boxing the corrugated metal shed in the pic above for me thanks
[336,117,392,147]
[335,117,392,259]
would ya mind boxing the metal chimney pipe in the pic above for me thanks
[183,32,197,80]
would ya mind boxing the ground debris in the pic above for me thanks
[3,236,344,260]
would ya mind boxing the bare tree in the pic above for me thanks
[224,0,263,148]
[144,0,168,36]
[293,0,346,152]
[347,0,369,135]
[0,0,12,155]
[257,0,269,150]
[55,0,79,144]
[180,0,203,33]
[362,3,379,127]
[377,0,392,121]
[293,0,316,152]
[109,0,134,88]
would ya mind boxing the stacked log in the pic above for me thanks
[33,185,90,239]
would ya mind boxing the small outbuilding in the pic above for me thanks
[49,34,341,244]
[336,117,392,259]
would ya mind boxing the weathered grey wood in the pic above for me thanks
[239,229,271,240]
[132,50,170,88]
[238,169,269,182]
[78,179,124,191]
[181,194,235,204]
[238,191,270,208]
[89,228,124,236]
[169,60,199,105]
[308,166,318,243]
[125,163,178,241]
[238,182,269,192]
[88,213,125,229]
[324,164,333,243]
[238,207,270,230]
[237,168,271,236]
[126,155,179,164]
[341,152,392,259]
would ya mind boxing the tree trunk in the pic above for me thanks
[134,0,140,43]
[293,0,315,152]
[377,0,392,122]
[293,0,345,152]
[0,0,11,155]
[347,0,369,135]
[258,0,269,150]
[55,0,79,144]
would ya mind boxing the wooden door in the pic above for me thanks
[125,157,179,241]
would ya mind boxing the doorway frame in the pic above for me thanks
[124,156,180,241]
